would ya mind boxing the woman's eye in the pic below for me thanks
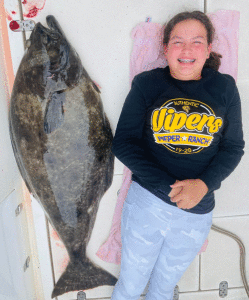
[194,41,201,44]
[174,41,182,44]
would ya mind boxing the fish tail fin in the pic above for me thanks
[51,259,117,298]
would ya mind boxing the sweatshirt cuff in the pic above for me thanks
[199,173,221,193]
[158,177,176,195]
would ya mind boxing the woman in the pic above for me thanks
[111,11,244,300]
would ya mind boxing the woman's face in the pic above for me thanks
[164,19,212,81]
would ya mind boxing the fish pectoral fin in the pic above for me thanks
[92,81,101,93]
[51,259,117,298]
[44,91,66,134]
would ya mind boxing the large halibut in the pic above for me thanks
[9,15,117,298]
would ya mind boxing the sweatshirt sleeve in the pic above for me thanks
[112,76,176,195]
[199,81,245,192]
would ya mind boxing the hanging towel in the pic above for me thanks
[129,21,167,85]
[96,10,240,265]
[208,10,240,82]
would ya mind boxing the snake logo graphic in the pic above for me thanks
[151,98,223,154]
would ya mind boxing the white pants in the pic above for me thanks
[111,182,213,300]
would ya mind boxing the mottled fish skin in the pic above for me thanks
[9,15,117,298]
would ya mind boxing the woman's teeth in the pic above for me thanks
[178,59,195,63]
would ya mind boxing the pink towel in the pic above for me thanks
[96,10,240,264]
[208,10,240,82]
[129,21,167,85]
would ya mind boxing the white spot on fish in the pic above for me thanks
[87,205,94,214]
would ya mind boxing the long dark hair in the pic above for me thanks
[163,11,222,71]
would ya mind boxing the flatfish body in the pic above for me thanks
[9,15,116,298]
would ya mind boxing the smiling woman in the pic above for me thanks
[163,11,222,75]
[110,10,244,300]
[164,19,212,81]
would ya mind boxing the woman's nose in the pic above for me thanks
[182,42,192,51]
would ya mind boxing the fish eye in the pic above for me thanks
[50,32,60,40]
[42,34,48,45]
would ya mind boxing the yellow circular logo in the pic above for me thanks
[151,98,223,154]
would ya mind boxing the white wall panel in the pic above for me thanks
[201,216,249,291]
[31,195,54,300]
[213,81,249,217]
[170,288,248,300]
[0,66,19,201]
[177,255,200,292]
[0,189,36,300]
[201,3,249,297]
[1,0,44,298]
[140,287,248,300]
[0,11,21,201]
[205,1,249,218]
[4,0,25,74]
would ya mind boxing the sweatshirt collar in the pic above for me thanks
[164,66,215,86]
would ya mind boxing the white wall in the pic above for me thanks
[0,12,18,203]
[0,4,39,299]
[2,0,249,299]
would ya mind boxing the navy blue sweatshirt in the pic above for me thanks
[112,66,245,214]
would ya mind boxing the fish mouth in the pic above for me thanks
[28,15,70,73]
[46,15,65,37]
[29,15,66,45]
[26,15,83,90]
